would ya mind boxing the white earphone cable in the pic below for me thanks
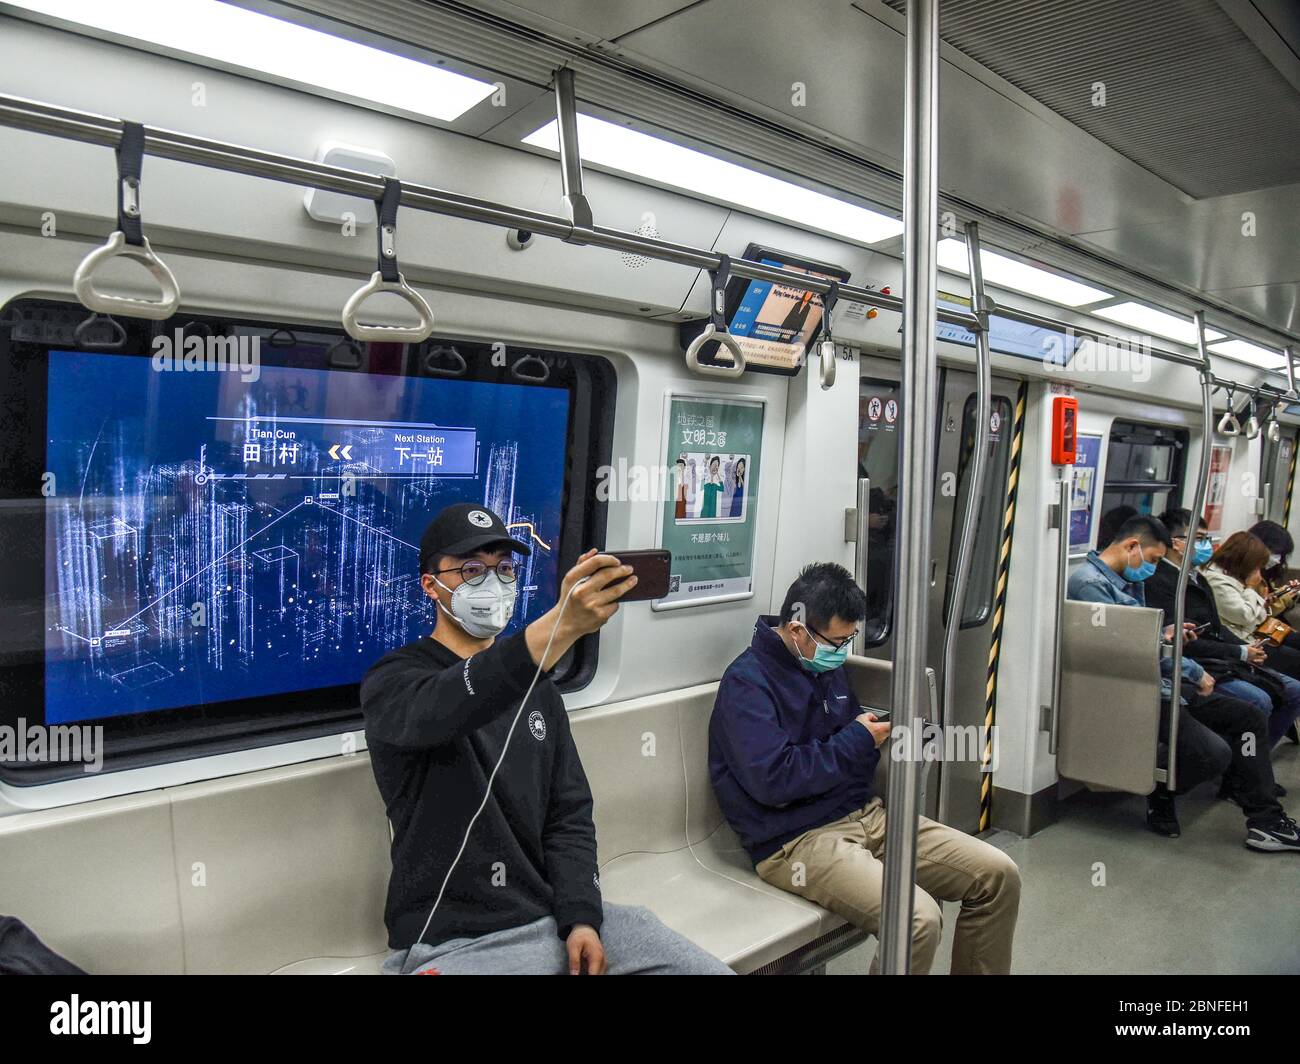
[403,577,583,969]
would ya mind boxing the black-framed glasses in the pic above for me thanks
[434,559,517,585]
[803,622,858,651]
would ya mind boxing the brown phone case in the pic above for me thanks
[609,549,672,601]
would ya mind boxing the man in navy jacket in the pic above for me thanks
[709,562,1020,974]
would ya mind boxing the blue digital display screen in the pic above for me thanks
[44,350,570,724]
[937,296,1079,364]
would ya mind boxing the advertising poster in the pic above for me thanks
[655,393,764,610]
[1069,434,1102,551]
[1204,444,1233,531]
[722,258,837,371]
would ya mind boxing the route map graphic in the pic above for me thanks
[44,350,570,724]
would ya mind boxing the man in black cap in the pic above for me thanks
[361,502,732,975]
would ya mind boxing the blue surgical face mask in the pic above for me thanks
[1192,539,1214,566]
[795,627,850,673]
[1122,548,1157,583]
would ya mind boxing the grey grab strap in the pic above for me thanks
[684,253,746,379]
[341,176,435,344]
[73,120,180,321]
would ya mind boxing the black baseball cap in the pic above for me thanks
[419,503,531,574]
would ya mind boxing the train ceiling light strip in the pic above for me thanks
[935,238,1112,308]
[3,0,498,123]
[1207,338,1289,372]
[522,115,906,247]
[0,90,1285,394]
[1093,301,1226,347]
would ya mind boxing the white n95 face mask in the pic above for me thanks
[434,571,517,638]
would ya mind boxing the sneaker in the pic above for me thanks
[1146,793,1180,838]
[1245,815,1300,853]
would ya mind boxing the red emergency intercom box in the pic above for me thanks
[1052,396,1078,465]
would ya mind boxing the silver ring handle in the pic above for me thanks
[1268,418,1283,443]
[684,324,746,379]
[817,337,836,390]
[1217,410,1241,436]
[73,231,180,321]
[341,271,435,343]
[1245,414,1261,440]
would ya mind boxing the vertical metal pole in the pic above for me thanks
[553,67,593,232]
[1286,346,1297,399]
[879,0,940,976]
[854,477,872,657]
[935,221,991,822]
[1166,310,1215,792]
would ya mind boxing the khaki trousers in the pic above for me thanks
[755,798,1020,974]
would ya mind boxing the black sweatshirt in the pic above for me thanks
[360,630,603,950]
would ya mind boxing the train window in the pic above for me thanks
[0,299,614,783]
[1100,419,1188,517]
[943,393,1014,628]
[857,378,901,645]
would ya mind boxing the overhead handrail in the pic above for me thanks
[684,253,746,379]
[5,92,1298,388]
[1165,310,1216,792]
[815,280,839,390]
[937,220,992,821]
[72,120,180,321]
[341,177,435,344]
[1216,383,1241,436]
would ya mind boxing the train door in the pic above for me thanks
[856,355,1018,831]
[1260,426,1296,526]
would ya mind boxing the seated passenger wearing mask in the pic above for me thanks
[709,563,1021,974]
[1068,515,1300,851]
[1248,520,1300,643]
[362,503,733,975]
[1149,510,1300,753]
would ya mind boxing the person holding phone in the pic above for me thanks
[708,562,1021,974]
[361,503,733,975]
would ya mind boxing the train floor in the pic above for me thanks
[828,740,1300,975]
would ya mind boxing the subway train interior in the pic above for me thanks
[1,0,1299,995]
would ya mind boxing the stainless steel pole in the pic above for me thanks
[879,0,940,976]
[936,220,991,822]
[553,67,594,231]
[1166,310,1216,791]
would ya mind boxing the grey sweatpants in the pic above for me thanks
[382,903,733,975]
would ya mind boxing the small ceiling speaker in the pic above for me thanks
[303,142,397,226]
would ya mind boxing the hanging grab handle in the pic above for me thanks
[685,254,745,379]
[814,279,839,390]
[73,121,180,321]
[341,177,435,344]
[1267,402,1284,443]
[1217,386,1241,436]
[1244,397,1261,440]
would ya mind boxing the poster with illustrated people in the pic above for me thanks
[1069,434,1102,552]
[656,393,765,609]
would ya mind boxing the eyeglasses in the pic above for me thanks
[803,622,858,651]
[434,559,517,585]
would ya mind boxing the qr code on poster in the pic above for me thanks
[668,574,681,593]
